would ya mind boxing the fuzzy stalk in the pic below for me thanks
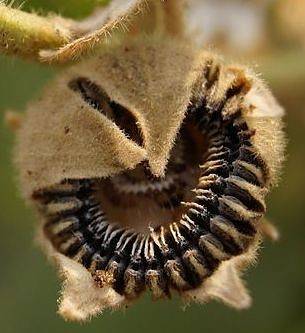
[0,4,72,60]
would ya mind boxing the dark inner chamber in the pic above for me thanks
[35,96,269,298]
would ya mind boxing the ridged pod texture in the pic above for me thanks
[15,36,285,321]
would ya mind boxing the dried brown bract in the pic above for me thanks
[2,0,286,322]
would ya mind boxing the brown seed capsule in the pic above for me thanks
[14,15,285,324]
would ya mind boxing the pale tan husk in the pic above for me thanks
[12,0,285,322]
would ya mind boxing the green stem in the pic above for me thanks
[0,4,72,60]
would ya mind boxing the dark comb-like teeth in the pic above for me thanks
[145,248,170,300]
[108,231,139,292]
[44,197,83,217]
[225,176,266,213]
[210,215,252,255]
[182,248,211,281]
[36,68,272,301]
[145,266,169,299]
[58,232,85,257]
[73,243,94,267]
[124,256,145,299]
[45,216,79,238]
[107,253,129,294]
[164,257,191,291]
[199,233,231,266]
[233,160,265,187]
[239,146,269,180]
[218,196,263,224]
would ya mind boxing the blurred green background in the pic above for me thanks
[0,1,304,333]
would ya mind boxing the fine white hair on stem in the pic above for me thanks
[39,0,186,64]
[0,0,186,64]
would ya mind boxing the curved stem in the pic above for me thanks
[0,3,72,60]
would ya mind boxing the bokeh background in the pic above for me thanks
[0,1,304,332]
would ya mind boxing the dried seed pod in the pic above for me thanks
[14,34,285,321]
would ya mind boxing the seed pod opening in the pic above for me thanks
[15,36,285,321]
